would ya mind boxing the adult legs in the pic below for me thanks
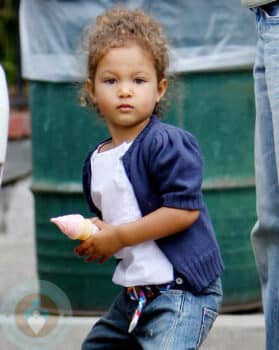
[252,5,279,349]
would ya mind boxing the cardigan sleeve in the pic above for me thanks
[147,127,203,210]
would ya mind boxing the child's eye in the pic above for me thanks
[134,78,146,84]
[104,79,116,84]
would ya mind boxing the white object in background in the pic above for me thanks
[0,65,10,186]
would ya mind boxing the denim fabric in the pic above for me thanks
[252,2,279,349]
[81,278,222,350]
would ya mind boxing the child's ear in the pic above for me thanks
[157,78,168,102]
[86,79,96,104]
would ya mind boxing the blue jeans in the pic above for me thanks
[252,2,279,349]
[81,278,222,350]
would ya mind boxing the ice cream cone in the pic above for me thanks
[50,214,99,240]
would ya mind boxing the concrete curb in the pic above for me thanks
[0,313,264,350]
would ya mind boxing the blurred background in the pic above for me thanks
[0,1,265,349]
[0,0,32,242]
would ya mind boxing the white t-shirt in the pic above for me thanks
[90,141,173,287]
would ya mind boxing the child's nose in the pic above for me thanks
[118,83,133,98]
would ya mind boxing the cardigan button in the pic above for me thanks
[175,277,183,285]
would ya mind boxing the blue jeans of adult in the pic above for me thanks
[81,278,222,350]
[252,2,279,349]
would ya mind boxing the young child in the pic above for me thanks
[75,7,224,350]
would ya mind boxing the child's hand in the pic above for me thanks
[74,218,123,264]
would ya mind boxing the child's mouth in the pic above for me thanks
[117,104,134,112]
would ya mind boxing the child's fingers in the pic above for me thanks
[90,217,105,229]
[85,251,108,264]
[76,247,93,256]
[75,237,95,255]
[74,245,85,255]
[98,256,108,264]
[85,254,100,263]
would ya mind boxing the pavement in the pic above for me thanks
[0,236,265,350]
[0,140,265,349]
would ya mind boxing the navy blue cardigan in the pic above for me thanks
[82,116,224,292]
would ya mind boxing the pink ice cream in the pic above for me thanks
[50,214,99,240]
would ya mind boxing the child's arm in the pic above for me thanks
[75,206,199,263]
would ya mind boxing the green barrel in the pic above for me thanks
[31,69,260,314]
[164,70,261,311]
[30,82,120,315]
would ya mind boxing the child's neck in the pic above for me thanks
[111,136,134,147]
[106,117,151,149]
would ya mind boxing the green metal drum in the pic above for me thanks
[30,69,261,314]
[30,82,120,315]
[164,70,260,311]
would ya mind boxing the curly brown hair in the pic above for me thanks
[80,7,169,114]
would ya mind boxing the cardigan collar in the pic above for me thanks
[122,114,159,158]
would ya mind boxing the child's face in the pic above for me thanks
[87,44,167,141]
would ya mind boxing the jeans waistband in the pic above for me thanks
[125,270,192,300]
[126,282,172,301]
[126,283,173,333]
